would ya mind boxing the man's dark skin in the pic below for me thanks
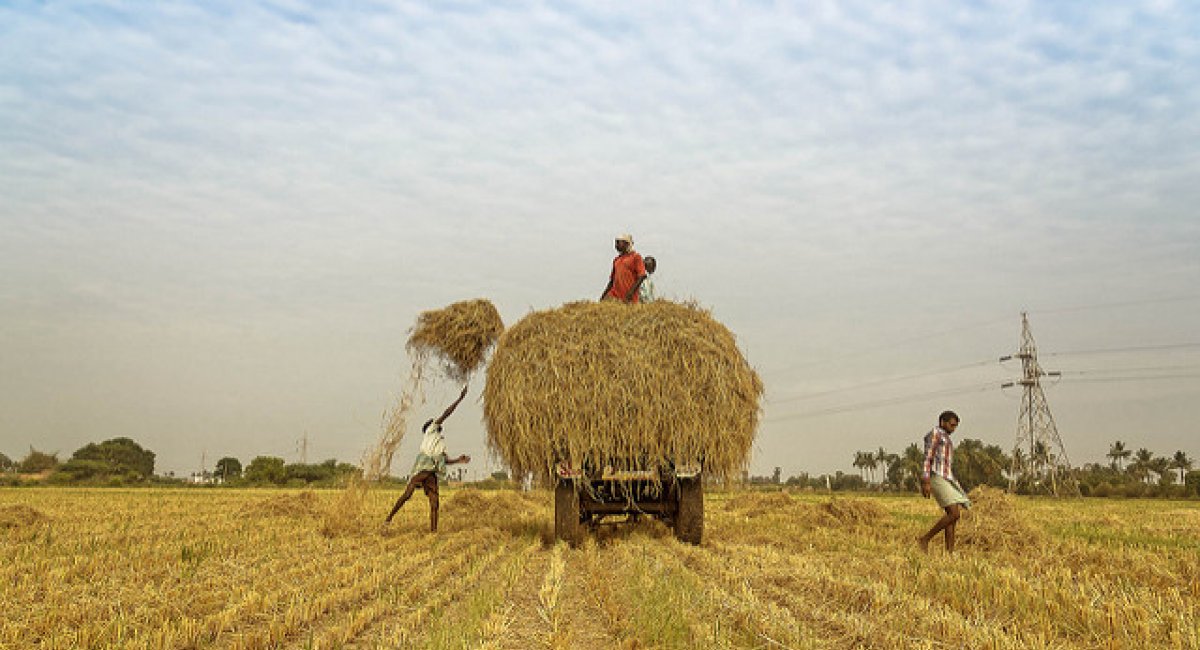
[600,238,646,303]
[918,415,961,553]
[384,385,471,532]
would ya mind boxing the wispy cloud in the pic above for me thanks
[1,1,1197,474]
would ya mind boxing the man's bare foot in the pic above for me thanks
[917,537,930,553]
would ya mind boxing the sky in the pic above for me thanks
[2,0,1198,480]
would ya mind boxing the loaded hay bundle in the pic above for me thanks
[484,300,763,484]
[407,298,505,383]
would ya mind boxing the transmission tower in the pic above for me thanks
[1000,312,1078,496]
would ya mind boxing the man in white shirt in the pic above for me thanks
[384,385,472,532]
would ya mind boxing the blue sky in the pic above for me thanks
[2,0,1198,478]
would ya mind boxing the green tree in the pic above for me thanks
[1149,456,1172,485]
[18,448,59,474]
[1171,451,1192,485]
[244,456,287,484]
[215,457,242,480]
[55,459,117,483]
[954,439,1010,490]
[883,444,924,491]
[70,437,156,479]
[852,451,869,482]
[1129,448,1154,484]
[0,451,13,472]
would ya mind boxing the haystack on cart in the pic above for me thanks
[483,301,763,549]
[553,460,703,545]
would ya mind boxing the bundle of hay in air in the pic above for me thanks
[362,298,505,482]
[484,300,763,484]
[407,298,505,382]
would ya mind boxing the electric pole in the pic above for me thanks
[298,432,309,465]
[1000,312,1078,496]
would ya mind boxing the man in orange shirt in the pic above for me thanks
[600,233,648,303]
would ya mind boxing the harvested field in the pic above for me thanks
[2,488,1197,649]
[240,491,319,517]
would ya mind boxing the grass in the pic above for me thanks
[1,487,1196,649]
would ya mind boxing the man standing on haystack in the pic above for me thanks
[384,385,472,532]
[918,410,971,553]
[601,233,648,303]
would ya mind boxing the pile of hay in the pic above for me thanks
[958,486,1044,551]
[0,504,47,529]
[407,299,505,382]
[241,492,319,518]
[723,492,799,518]
[484,300,763,484]
[817,498,886,526]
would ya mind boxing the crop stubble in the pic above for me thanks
[1,488,1196,649]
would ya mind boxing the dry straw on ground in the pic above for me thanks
[484,300,763,484]
[0,504,47,528]
[958,485,1044,550]
[241,492,319,518]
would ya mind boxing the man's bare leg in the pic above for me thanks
[918,504,961,553]
[385,477,421,522]
[945,517,957,553]
[428,493,439,532]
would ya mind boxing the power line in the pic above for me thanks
[768,359,997,404]
[1046,343,1200,357]
[1056,363,1200,376]
[1063,373,1200,384]
[766,381,999,422]
[761,315,1012,374]
[1028,293,1200,316]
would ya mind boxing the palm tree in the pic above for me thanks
[879,450,900,489]
[1108,441,1131,471]
[1032,441,1051,475]
[852,451,868,482]
[1150,456,1172,485]
[1130,448,1154,484]
[873,447,891,487]
[899,443,924,491]
[1172,450,1193,485]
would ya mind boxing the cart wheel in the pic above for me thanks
[674,476,703,545]
[554,480,584,546]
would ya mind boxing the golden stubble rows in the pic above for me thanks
[1,488,1197,649]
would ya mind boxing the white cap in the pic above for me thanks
[616,233,634,244]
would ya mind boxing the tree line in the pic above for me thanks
[0,439,361,487]
[839,439,1197,498]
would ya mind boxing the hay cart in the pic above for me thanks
[552,460,703,545]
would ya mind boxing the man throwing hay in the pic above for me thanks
[918,410,971,553]
[385,385,472,532]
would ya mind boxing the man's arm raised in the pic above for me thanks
[434,385,470,426]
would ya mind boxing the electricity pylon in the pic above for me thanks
[1000,312,1078,496]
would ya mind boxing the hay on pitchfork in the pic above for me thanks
[483,300,763,485]
[407,299,505,383]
